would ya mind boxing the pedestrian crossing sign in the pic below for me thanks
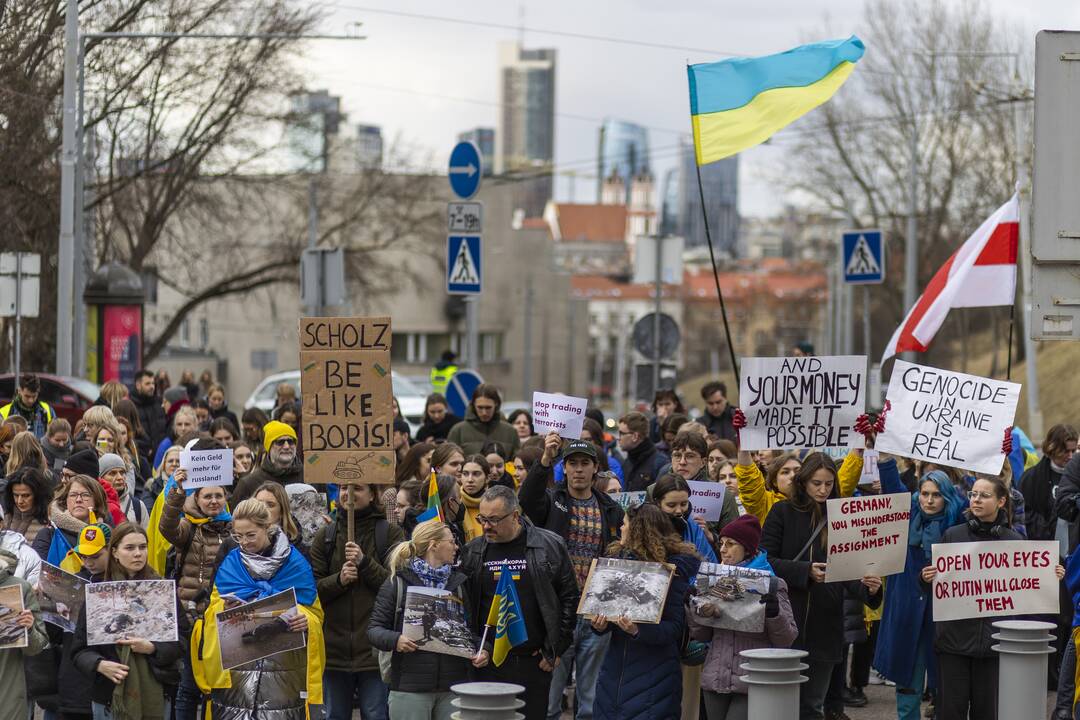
[447,235,482,295]
[842,230,884,284]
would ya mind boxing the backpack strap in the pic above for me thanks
[793,521,826,563]
[375,519,390,565]
[392,575,405,628]
[324,521,338,562]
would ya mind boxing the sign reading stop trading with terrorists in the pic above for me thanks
[738,356,866,450]
[876,361,1020,475]
[824,493,910,582]
[299,317,395,485]
[931,540,1058,621]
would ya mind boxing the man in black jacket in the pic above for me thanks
[131,369,168,450]
[699,381,739,443]
[519,433,623,720]
[460,485,579,720]
[618,411,668,492]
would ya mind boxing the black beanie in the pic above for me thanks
[64,449,100,478]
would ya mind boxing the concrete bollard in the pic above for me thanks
[449,681,525,720]
[739,647,809,719]
[992,619,1056,720]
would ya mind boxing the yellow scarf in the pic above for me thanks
[460,489,484,542]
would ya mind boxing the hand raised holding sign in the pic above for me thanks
[173,468,188,489]
[540,432,562,468]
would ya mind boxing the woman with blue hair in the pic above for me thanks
[874,459,966,720]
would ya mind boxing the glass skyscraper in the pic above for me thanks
[661,137,740,255]
[597,119,650,204]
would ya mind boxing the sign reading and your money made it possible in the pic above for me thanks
[299,317,396,485]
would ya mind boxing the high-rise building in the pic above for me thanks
[354,124,383,170]
[597,119,650,205]
[496,42,556,217]
[458,128,495,177]
[287,90,343,173]
[661,137,739,255]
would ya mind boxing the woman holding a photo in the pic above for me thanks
[70,522,181,720]
[368,519,489,719]
[591,503,701,720]
[196,497,323,720]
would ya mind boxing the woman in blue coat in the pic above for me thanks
[873,461,966,720]
[591,503,701,720]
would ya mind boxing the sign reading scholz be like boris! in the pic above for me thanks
[738,356,866,450]
[300,317,396,485]
[876,361,1020,475]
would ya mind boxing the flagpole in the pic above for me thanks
[476,625,490,660]
[694,161,740,386]
[1006,299,1015,381]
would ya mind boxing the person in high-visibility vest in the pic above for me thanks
[0,373,54,439]
[429,351,459,395]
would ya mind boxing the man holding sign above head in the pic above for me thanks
[232,421,303,505]
[519,432,623,720]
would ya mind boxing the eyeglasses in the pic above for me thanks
[231,531,263,543]
[273,438,297,447]
[671,452,702,462]
[68,492,93,501]
[475,511,514,527]
[967,491,995,500]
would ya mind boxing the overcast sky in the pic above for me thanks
[301,0,1079,218]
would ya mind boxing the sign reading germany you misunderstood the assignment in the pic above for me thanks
[300,317,396,485]
[876,361,1021,475]
[824,493,910,582]
[931,540,1058,621]
[738,355,866,450]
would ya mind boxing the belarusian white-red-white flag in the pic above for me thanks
[882,195,1019,362]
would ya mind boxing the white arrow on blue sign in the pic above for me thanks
[445,369,484,418]
[842,229,885,284]
[447,235,482,295]
[448,141,482,199]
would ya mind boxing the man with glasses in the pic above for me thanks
[460,485,578,720]
[232,420,303,504]
[668,433,739,535]
[519,434,624,720]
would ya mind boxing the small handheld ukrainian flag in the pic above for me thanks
[416,468,443,524]
[688,35,865,164]
[485,564,528,666]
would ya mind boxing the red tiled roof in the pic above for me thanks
[570,275,678,301]
[520,217,548,230]
[552,204,627,243]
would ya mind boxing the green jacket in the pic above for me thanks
[446,409,521,456]
[310,506,404,672]
[0,549,48,720]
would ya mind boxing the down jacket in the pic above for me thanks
[158,487,229,619]
[367,566,475,691]
[210,646,307,720]
[309,506,404,673]
[594,552,700,720]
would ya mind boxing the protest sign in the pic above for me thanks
[738,355,866,450]
[402,587,476,659]
[85,580,178,646]
[825,493,911,582]
[578,558,674,624]
[609,491,648,511]
[300,317,395,485]
[687,481,727,523]
[931,540,1058,621]
[180,448,234,488]
[691,562,773,634]
[876,361,1021,475]
[532,391,588,439]
[0,585,27,649]
[36,562,87,632]
[216,589,305,670]
[858,448,880,488]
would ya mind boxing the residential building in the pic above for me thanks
[354,124,383,170]
[597,119,650,205]
[496,42,556,217]
[458,127,495,176]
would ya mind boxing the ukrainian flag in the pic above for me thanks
[688,36,865,164]
[416,468,443,525]
[485,564,527,666]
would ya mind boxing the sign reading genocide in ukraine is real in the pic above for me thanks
[299,317,396,485]
[876,361,1020,475]
[738,355,866,450]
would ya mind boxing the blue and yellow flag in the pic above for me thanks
[485,564,527,667]
[416,468,443,524]
[688,35,865,164]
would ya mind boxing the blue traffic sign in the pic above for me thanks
[445,369,484,418]
[842,230,885,284]
[448,141,482,199]
[447,235,482,295]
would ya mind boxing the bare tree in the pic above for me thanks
[778,0,1027,368]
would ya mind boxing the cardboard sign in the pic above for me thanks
[179,448,234,488]
[876,361,1021,475]
[738,355,866,450]
[691,562,773,633]
[824,493,911,582]
[931,540,1058,621]
[300,317,395,485]
[532,391,588,439]
[609,491,648,511]
[687,481,727,523]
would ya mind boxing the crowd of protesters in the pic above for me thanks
[0,362,1078,720]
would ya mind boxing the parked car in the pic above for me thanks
[244,370,427,435]
[0,373,101,427]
